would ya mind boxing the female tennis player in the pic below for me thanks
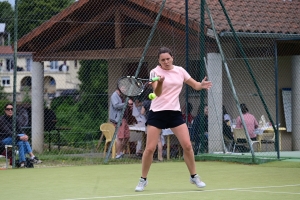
[135,47,212,192]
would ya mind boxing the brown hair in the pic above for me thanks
[240,103,249,114]
[158,47,173,58]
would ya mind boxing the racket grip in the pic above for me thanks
[151,77,160,82]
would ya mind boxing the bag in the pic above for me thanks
[25,157,34,168]
[15,158,34,168]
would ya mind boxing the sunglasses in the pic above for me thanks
[5,108,13,111]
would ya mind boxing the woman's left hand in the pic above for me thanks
[201,76,212,90]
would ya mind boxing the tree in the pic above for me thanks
[0,85,10,114]
[0,1,14,45]
[0,1,13,25]
[16,0,75,39]
[77,60,109,126]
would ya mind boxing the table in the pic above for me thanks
[128,125,146,132]
[128,126,178,160]
[129,125,146,154]
[162,129,175,160]
[256,127,286,151]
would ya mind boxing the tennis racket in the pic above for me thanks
[117,76,160,97]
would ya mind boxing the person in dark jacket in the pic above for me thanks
[0,103,41,167]
[190,104,208,154]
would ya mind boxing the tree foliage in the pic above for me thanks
[78,60,109,123]
[0,1,13,24]
[17,0,75,39]
[50,60,109,138]
[0,1,14,44]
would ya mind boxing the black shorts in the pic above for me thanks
[146,110,185,129]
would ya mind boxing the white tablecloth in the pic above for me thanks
[254,126,274,135]
[162,128,174,136]
[129,124,145,142]
[129,125,146,132]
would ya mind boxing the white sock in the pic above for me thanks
[31,156,35,159]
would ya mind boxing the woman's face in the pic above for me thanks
[158,53,173,70]
[5,105,13,117]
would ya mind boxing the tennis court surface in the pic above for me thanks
[1,161,300,200]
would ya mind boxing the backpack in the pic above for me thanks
[15,158,34,168]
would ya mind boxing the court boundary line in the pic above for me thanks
[61,184,300,200]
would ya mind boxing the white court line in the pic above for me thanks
[61,184,300,200]
[231,189,300,195]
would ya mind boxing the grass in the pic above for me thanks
[1,160,300,200]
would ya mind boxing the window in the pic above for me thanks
[26,58,32,71]
[74,60,78,68]
[1,76,10,86]
[6,59,14,71]
[50,77,56,86]
[50,61,59,71]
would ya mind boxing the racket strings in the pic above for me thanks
[118,78,143,96]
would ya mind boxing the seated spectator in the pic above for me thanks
[223,105,232,126]
[0,103,42,167]
[190,104,208,154]
[132,97,146,156]
[223,105,233,140]
[132,98,146,125]
[235,103,258,141]
[235,103,258,152]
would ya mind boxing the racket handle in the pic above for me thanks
[151,77,160,82]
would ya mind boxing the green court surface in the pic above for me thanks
[1,161,300,200]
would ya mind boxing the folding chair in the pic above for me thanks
[233,128,260,153]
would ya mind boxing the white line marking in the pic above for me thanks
[61,184,300,200]
[232,189,300,195]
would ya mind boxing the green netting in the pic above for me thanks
[0,0,299,169]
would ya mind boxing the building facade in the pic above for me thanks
[0,46,81,102]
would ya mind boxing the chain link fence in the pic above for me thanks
[0,0,299,168]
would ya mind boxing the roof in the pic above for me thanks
[0,46,32,56]
[17,0,300,59]
[0,46,13,54]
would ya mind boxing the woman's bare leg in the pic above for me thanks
[141,125,161,177]
[171,123,196,175]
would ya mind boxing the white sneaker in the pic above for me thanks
[116,154,123,159]
[135,178,148,192]
[190,174,206,188]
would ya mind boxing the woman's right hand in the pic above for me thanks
[157,75,165,82]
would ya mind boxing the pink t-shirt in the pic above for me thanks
[149,65,191,112]
[236,113,258,138]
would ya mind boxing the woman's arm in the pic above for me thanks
[151,75,165,97]
[185,76,212,91]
